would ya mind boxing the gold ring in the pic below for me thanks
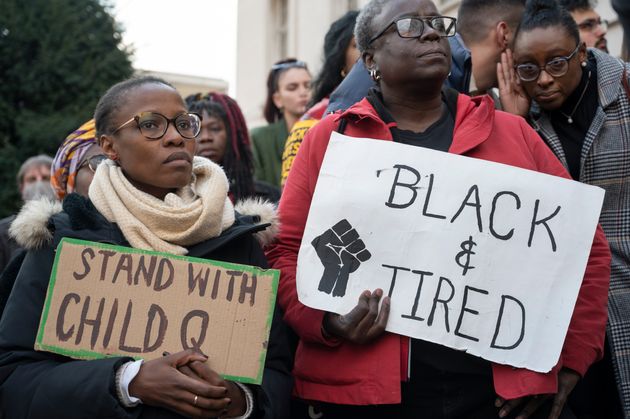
[193,395,198,406]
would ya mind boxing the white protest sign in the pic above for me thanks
[297,133,605,373]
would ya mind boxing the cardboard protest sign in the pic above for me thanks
[297,133,605,373]
[36,238,279,384]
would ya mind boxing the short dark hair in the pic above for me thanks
[458,0,526,44]
[186,92,255,201]
[263,59,310,124]
[557,0,597,13]
[94,76,175,138]
[311,10,359,107]
[515,0,580,46]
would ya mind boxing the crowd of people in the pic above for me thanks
[0,0,629,418]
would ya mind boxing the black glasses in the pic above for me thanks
[271,60,308,72]
[79,154,107,173]
[112,112,202,140]
[515,45,580,82]
[369,16,457,45]
[577,17,608,33]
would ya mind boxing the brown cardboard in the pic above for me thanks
[35,238,279,384]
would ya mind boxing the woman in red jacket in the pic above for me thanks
[266,0,611,418]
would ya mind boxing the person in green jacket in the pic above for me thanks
[250,58,311,188]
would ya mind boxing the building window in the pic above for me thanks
[273,0,288,59]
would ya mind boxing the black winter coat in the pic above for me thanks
[0,195,292,419]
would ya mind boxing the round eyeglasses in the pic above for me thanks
[369,16,457,45]
[79,154,108,173]
[515,45,580,82]
[112,112,202,140]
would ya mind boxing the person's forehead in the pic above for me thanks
[23,164,50,178]
[515,26,576,60]
[116,84,185,120]
[570,8,600,22]
[277,67,311,85]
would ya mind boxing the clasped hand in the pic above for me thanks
[129,350,246,418]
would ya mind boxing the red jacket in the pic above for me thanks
[266,93,611,405]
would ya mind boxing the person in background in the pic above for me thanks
[186,92,280,203]
[267,0,610,417]
[0,154,56,274]
[51,119,107,200]
[280,11,360,187]
[251,59,311,189]
[0,76,292,418]
[498,0,629,416]
[559,0,608,53]
[0,122,106,320]
[324,0,525,115]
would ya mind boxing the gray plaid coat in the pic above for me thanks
[531,48,630,416]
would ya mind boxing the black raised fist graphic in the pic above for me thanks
[312,219,371,297]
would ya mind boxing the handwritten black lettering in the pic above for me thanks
[491,295,526,350]
[238,273,257,306]
[489,191,521,240]
[454,286,489,342]
[181,310,209,352]
[385,165,421,209]
[451,185,483,233]
[528,200,560,252]
[427,276,455,332]
[73,248,95,280]
[401,270,434,322]
[56,293,79,341]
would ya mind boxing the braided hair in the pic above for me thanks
[186,92,255,201]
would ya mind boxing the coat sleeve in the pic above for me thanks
[0,246,146,419]
[246,236,293,419]
[265,117,341,347]
[522,120,611,377]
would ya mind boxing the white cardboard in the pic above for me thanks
[296,133,605,373]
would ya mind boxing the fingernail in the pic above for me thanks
[227,399,232,406]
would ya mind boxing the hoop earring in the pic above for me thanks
[369,68,381,81]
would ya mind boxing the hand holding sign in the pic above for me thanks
[323,289,390,344]
[312,219,372,297]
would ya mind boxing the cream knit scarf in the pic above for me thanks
[89,157,235,255]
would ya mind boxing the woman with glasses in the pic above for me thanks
[498,0,630,417]
[267,0,610,418]
[250,59,312,189]
[0,76,292,419]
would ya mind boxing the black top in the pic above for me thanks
[365,88,490,377]
[549,55,599,180]
[366,88,455,152]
